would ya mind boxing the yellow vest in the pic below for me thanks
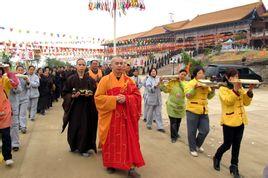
[219,86,252,127]
[89,69,103,85]
[185,78,214,115]
[0,76,13,96]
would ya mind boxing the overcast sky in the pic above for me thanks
[0,0,267,41]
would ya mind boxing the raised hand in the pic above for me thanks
[248,84,255,92]
[195,82,203,88]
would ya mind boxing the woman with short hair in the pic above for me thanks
[213,68,254,178]
[160,69,187,143]
[16,66,29,134]
[27,65,40,121]
[145,68,165,133]
[185,66,215,157]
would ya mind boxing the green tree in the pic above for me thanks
[45,58,70,68]
[234,32,247,41]
[214,44,222,55]
[181,51,204,74]
[204,48,212,56]
[181,51,191,64]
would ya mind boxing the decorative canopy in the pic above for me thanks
[88,0,145,15]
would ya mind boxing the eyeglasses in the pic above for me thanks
[78,64,86,66]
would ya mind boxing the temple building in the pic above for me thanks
[104,1,268,56]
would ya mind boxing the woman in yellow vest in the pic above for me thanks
[213,68,254,178]
[185,66,215,157]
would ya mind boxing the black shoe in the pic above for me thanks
[128,168,141,178]
[229,165,240,178]
[213,157,220,171]
[21,128,27,134]
[12,147,19,152]
[153,120,156,123]
[143,118,147,122]
[157,129,166,133]
[107,167,116,174]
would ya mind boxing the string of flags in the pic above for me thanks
[0,26,108,44]
[0,41,105,61]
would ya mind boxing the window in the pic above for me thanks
[238,68,250,75]
[218,67,228,77]
[205,66,217,76]
[248,69,255,74]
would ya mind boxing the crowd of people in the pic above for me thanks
[0,57,256,178]
[0,63,81,164]
[140,65,255,178]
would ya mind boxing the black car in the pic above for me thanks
[205,64,263,86]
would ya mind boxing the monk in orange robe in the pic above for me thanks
[95,57,145,177]
[88,60,103,86]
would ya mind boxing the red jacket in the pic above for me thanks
[0,78,13,129]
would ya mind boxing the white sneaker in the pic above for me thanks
[5,159,14,166]
[190,151,198,157]
[197,147,204,153]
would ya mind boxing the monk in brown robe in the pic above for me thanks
[62,58,98,157]
[95,57,145,178]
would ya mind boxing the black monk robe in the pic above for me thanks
[62,73,98,153]
[37,75,50,113]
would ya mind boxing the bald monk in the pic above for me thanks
[62,58,98,157]
[95,57,145,177]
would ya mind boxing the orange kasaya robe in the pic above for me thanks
[94,72,145,170]
[89,69,103,86]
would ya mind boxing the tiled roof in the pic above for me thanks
[114,2,265,41]
[180,2,263,30]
